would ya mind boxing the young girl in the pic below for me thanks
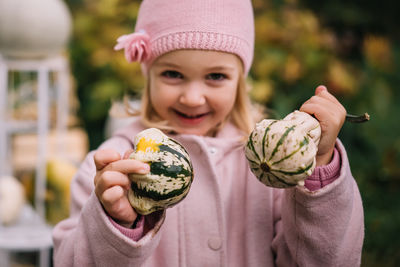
[52,0,364,266]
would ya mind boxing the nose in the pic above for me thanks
[179,83,206,107]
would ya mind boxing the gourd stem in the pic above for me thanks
[260,162,270,172]
[345,113,370,123]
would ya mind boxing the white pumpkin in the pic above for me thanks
[0,176,26,225]
[245,110,321,188]
[0,0,72,58]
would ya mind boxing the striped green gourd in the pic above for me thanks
[245,111,321,188]
[128,128,194,215]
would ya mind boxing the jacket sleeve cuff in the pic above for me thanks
[83,192,166,259]
[305,146,341,191]
[109,215,145,241]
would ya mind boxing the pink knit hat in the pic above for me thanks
[114,0,254,75]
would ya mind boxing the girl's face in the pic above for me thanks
[149,50,242,136]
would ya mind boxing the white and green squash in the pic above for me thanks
[128,128,194,215]
[245,110,321,188]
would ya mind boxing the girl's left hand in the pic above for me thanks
[300,85,347,166]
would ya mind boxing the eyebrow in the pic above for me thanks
[206,65,236,72]
[154,62,181,69]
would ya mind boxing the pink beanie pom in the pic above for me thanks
[116,0,254,75]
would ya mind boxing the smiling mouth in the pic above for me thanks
[174,110,210,119]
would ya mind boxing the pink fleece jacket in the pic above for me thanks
[52,118,364,266]
[109,147,342,241]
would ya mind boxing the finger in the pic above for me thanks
[314,86,344,108]
[94,159,150,191]
[300,101,345,128]
[301,96,337,115]
[94,149,121,171]
[300,101,330,119]
[101,186,127,212]
[102,185,125,204]
[95,171,131,197]
[101,186,136,224]
[315,85,328,95]
[301,94,334,114]
[103,159,150,175]
[123,149,134,160]
[311,91,347,121]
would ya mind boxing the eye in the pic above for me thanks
[161,70,183,79]
[206,73,227,81]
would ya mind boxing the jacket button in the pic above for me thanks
[208,237,222,250]
[209,147,217,154]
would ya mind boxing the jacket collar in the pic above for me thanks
[113,117,246,145]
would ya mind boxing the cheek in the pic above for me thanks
[211,89,237,117]
[149,83,180,119]
[223,94,237,113]
[150,83,170,107]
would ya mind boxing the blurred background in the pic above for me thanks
[0,0,399,266]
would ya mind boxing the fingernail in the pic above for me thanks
[140,163,150,173]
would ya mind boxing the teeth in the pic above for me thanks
[183,113,199,118]
[176,110,204,118]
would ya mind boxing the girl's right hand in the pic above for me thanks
[93,148,150,228]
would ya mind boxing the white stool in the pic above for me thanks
[0,205,53,267]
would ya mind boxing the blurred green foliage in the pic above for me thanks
[66,0,399,265]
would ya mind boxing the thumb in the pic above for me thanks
[315,85,328,95]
